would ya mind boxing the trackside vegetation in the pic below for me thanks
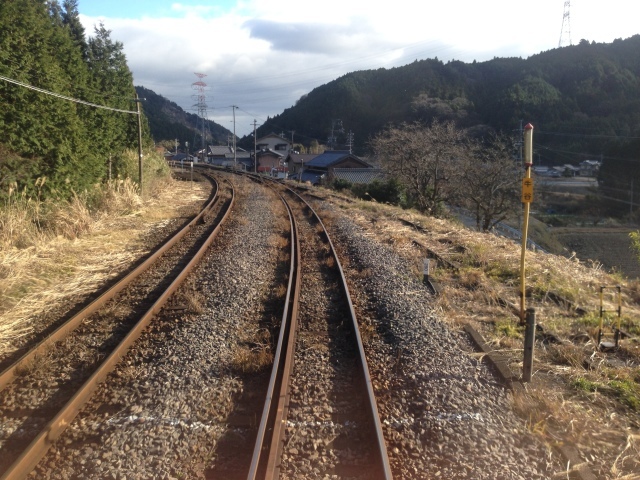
[0,0,157,201]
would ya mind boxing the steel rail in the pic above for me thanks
[247,176,392,480]
[282,185,393,480]
[247,185,301,480]
[0,174,219,392]
[1,179,235,480]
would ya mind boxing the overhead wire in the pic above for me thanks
[537,129,640,139]
[0,73,139,114]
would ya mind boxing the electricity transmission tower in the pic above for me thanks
[559,1,572,47]
[346,130,354,154]
[192,73,210,162]
[328,119,343,150]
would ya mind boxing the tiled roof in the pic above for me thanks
[332,168,386,184]
[225,152,251,159]
[257,148,285,158]
[287,153,320,165]
[306,151,371,168]
[208,145,232,156]
[306,151,351,168]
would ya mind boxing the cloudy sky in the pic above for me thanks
[78,0,640,138]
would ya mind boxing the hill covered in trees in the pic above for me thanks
[2,0,638,210]
[246,35,640,205]
[135,86,231,151]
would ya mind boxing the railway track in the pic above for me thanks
[0,168,557,478]
[0,173,234,479]
[248,179,391,479]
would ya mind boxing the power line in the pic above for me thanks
[538,130,640,139]
[538,144,640,163]
[0,74,138,114]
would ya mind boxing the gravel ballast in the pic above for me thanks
[23,177,559,479]
[323,205,554,479]
[33,176,285,479]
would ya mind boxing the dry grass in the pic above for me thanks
[314,188,640,479]
[0,177,209,357]
[230,345,273,374]
[230,325,273,374]
[184,289,206,315]
[324,254,335,268]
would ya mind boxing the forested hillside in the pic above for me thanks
[2,0,639,208]
[0,0,150,198]
[249,36,640,202]
[135,86,231,149]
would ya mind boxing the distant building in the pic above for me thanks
[285,153,320,177]
[579,160,601,177]
[299,150,374,185]
[532,166,560,177]
[256,148,286,174]
[207,145,252,169]
[256,133,292,154]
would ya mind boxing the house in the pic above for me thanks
[285,153,320,177]
[533,166,560,177]
[256,148,286,174]
[301,150,373,184]
[207,145,252,169]
[256,133,292,155]
[166,152,196,165]
[556,164,580,177]
[579,160,601,177]
[207,146,233,165]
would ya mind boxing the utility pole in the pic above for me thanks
[134,93,144,194]
[346,130,354,154]
[232,105,237,169]
[252,119,258,173]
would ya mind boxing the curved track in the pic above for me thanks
[247,177,392,480]
[0,173,234,479]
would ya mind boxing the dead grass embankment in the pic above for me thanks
[0,175,209,357]
[309,186,640,479]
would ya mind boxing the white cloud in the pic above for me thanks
[80,0,640,137]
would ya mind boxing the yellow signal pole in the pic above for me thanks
[520,123,534,324]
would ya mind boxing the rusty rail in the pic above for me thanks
[247,187,301,480]
[247,179,392,480]
[1,177,234,480]
[0,174,220,392]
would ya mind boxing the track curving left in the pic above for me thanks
[0,172,234,479]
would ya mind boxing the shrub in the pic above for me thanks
[350,178,403,205]
[332,178,352,191]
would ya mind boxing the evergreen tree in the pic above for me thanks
[62,0,88,60]
[0,0,146,198]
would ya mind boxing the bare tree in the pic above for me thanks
[371,120,467,215]
[454,134,520,231]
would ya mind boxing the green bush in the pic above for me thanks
[350,178,403,205]
[332,178,352,191]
